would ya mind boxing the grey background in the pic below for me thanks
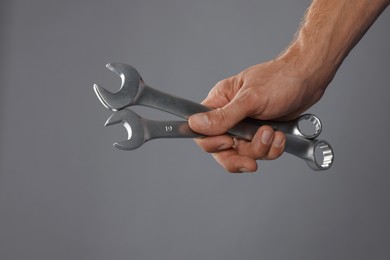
[0,0,389,259]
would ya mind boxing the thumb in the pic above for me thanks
[189,100,249,136]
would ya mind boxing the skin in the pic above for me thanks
[188,0,389,173]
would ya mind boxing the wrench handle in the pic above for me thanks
[138,85,321,139]
[143,119,333,171]
[144,120,202,140]
[137,85,264,140]
[137,85,210,117]
[137,85,333,170]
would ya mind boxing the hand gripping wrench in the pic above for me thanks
[93,63,334,170]
[104,109,333,171]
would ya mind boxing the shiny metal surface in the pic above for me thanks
[284,136,333,171]
[105,109,333,171]
[104,109,201,150]
[94,63,334,171]
[94,63,322,139]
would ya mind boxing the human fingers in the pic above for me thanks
[191,133,258,173]
[189,76,257,136]
[194,127,284,173]
[235,126,286,160]
[200,77,236,108]
[193,135,234,153]
[211,149,258,173]
[188,91,257,136]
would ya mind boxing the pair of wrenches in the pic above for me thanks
[93,63,334,171]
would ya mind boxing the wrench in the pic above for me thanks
[94,63,334,170]
[93,63,322,140]
[105,109,333,171]
[104,108,201,150]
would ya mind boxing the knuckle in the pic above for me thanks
[265,149,284,160]
[265,151,281,160]
[225,166,240,173]
[264,133,285,160]
[251,131,274,159]
[235,88,262,115]
[212,78,233,97]
[202,145,215,153]
[254,144,272,159]
[221,160,235,173]
[214,78,229,88]
[212,108,230,131]
[218,157,240,173]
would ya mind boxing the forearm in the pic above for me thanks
[280,0,389,89]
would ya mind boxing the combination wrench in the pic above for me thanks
[104,109,333,171]
[94,63,334,170]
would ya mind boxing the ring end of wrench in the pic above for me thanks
[295,114,322,139]
[308,140,334,171]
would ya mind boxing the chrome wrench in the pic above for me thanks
[93,63,334,170]
[104,109,201,150]
[104,109,333,170]
[94,63,322,139]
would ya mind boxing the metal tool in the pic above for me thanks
[93,63,322,140]
[104,109,201,150]
[105,109,333,170]
[94,63,334,171]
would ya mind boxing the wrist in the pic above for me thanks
[277,41,337,92]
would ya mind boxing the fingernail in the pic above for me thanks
[239,168,251,173]
[274,135,285,148]
[191,114,210,128]
[261,130,273,145]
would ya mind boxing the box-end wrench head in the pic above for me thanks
[104,109,201,150]
[284,135,333,171]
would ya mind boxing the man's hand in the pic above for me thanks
[189,0,388,173]
[188,58,326,173]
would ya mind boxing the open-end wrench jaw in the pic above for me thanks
[93,63,144,111]
[104,109,146,150]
